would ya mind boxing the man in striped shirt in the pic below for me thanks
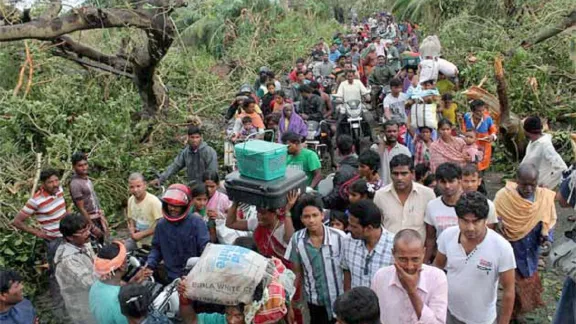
[12,169,68,320]
[13,168,66,248]
[285,193,346,324]
[342,200,395,290]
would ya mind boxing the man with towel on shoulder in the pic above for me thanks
[494,163,557,321]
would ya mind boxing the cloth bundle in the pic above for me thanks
[184,244,276,305]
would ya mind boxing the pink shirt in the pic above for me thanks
[371,264,448,324]
[206,190,231,220]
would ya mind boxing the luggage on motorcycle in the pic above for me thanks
[418,59,439,83]
[410,102,438,130]
[419,35,441,59]
[437,58,458,77]
[224,168,308,209]
[235,140,287,181]
[184,244,275,305]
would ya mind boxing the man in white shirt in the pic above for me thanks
[521,116,567,189]
[373,154,435,238]
[434,192,516,324]
[424,163,498,263]
[336,70,370,103]
[373,36,386,57]
[383,78,409,123]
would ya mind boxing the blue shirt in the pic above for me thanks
[198,313,227,324]
[329,50,341,63]
[89,281,127,324]
[147,213,210,280]
[0,299,36,324]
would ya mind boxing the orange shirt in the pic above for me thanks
[239,112,265,129]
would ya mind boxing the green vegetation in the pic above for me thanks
[0,0,338,301]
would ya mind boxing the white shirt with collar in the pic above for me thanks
[374,182,436,238]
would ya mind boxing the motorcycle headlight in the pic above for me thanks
[346,106,362,118]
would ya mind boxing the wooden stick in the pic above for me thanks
[13,41,28,97]
[30,152,42,196]
[24,41,33,98]
[477,75,488,88]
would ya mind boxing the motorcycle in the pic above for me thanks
[334,96,373,152]
[305,120,332,167]
[124,251,197,320]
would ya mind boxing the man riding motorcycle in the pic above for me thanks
[368,55,397,121]
[334,70,372,143]
[299,85,325,122]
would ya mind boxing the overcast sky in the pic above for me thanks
[10,0,84,10]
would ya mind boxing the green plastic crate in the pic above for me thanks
[234,140,287,181]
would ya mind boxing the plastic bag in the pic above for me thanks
[184,244,275,305]
[410,102,438,129]
[437,58,458,77]
[419,35,441,59]
[215,220,251,245]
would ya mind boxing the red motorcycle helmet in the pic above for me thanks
[160,184,192,222]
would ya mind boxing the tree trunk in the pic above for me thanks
[134,66,168,118]
[508,9,576,56]
[0,0,185,119]
[494,56,527,160]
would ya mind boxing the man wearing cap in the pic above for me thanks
[521,116,567,188]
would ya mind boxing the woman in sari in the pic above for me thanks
[460,99,497,172]
[225,191,298,268]
[429,118,470,172]
[494,163,557,319]
[271,90,287,114]
[278,104,308,142]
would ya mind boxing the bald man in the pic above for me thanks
[494,163,557,318]
[371,229,448,324]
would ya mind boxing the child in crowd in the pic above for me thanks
[383,78,409,124]
[413,126,433,166]
[463,129,483,163]
[423,173,437,191]
[231,116,258,142]
[329,210,348,232]
[436,72,455,95]
[415,163,431,184]
[190,185,216,243]
[438,93,457,125]
[202,171,231,222]
[348,179,376,204]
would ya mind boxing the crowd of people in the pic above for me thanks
[1,11,575,324]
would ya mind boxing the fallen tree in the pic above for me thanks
[0,0,186,118]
